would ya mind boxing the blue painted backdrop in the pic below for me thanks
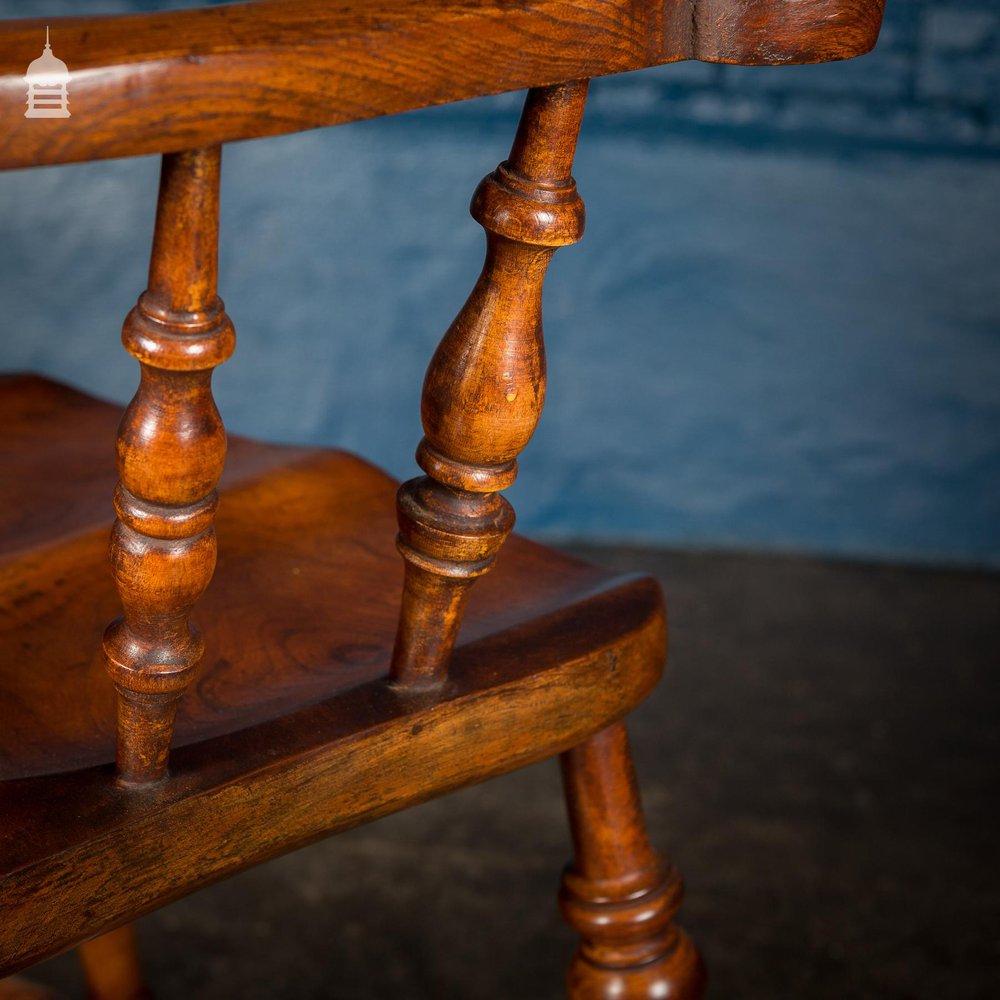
[2,0,998,566]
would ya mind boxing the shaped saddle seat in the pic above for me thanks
[0,374,665,975]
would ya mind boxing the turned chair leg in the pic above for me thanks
[0,926,146,1000]
[77,926,149,1000]
[559,722,705,999]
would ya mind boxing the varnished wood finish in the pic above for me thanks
[392,81,587,688]
[0,376,652,780]
[690,0,884,64]
[77,926,149,1000]
[560,723,706,998]
[0,375,666,975]
[102,147,233,784]
[0,0,886,991]
[0,0,884,170]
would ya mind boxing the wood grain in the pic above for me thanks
[0,2,888,991]
[392,81,588,688]
[561,723,706,998]
[102,147,233,784]
[0,376,646,782]
[0,0,885,170]
[0,380,667,973]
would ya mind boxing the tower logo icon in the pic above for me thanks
[25,27,71,119]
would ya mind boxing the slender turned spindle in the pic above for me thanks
[391,80,588,689]
[560,723,706,998]
[102,146,234,784]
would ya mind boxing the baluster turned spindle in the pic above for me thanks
[392,80,588,689]
[103,146,234,784]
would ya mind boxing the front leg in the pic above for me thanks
[560,722,705,998]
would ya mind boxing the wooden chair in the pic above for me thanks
[0,2,884,997]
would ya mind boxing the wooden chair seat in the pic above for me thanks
[0,373,664,975]
[0,1,885,992]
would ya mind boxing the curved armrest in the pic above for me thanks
[0,0,884,169]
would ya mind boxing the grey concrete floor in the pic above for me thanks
[22,545,1000,999]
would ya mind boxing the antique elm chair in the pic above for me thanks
[0,1,884,997]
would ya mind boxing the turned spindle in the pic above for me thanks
[102,146,234,784]
[391,80,588,689]
[560,723,706,998]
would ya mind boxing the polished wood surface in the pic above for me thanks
[0,374,667,976]
[0,0,885,169]
[392,81,587,689]
[1,0,886,993]
[103,146,233,784]
[0,375,654,781]
[561,723,706,998]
